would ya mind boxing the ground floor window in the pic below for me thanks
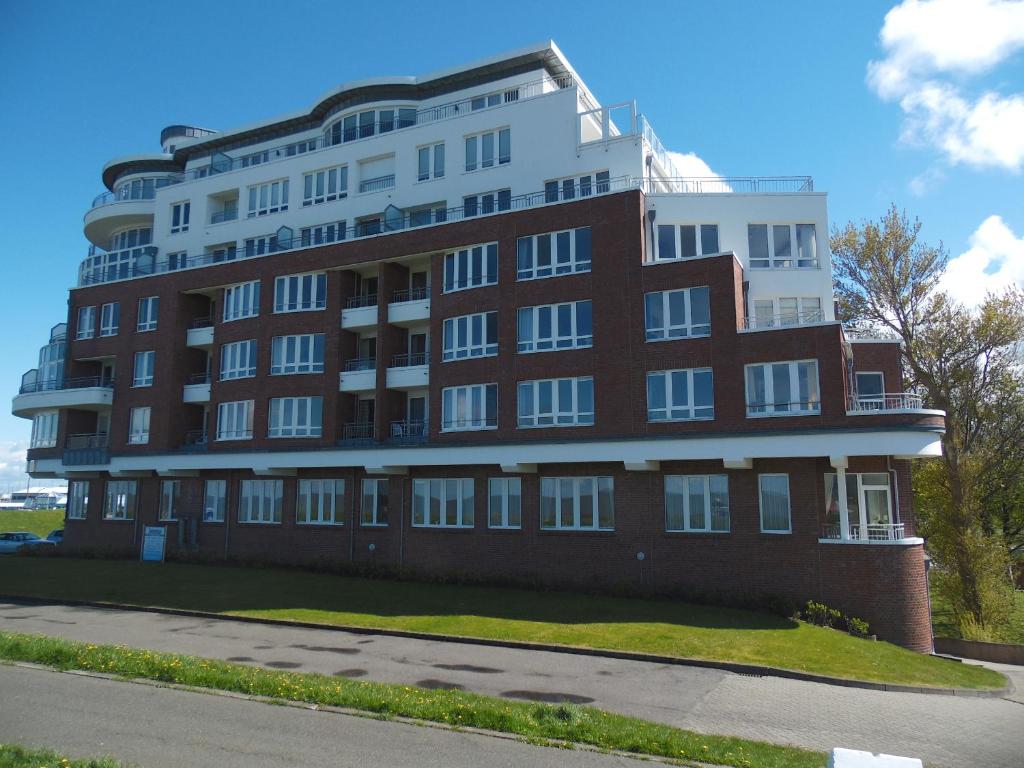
[361,478,389,526]
[67,481,89,520]
[488,478,521,529]
[297,479,345,525]
[412,478,474,528]
[239,479,282,524]
[540,477,613,531]
[103,481,137,521]
[824,472,894,538]
[204,480,226,522]
[665,475,730,532]
[759,474,792,533]
[159,480,180,521]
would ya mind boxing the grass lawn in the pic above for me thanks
[0,744,125,767]
[933,586,1024,644]
[0,558,1005,690]
[0,509,64,537]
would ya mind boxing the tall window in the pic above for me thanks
[297,479,345,525]
[271,334,325,374]
[745,360,820,416]
[67,481,89,520]
[417,143,445,181]
[30,411,58,448]
[488,478,521,529]
[443,243,498,292]
[517,227,592,281]
[132,351,154,387]
[825,472,896,537]
[647,369,714,422]
[747,224,817,269]
[518,377,594,427]
[462,189,510,217]
[160,480,181,521]
[76,306,96,340]
[655,224,719,261]
[203,479,226,522]
[99,303,119,337]
[540,477,614,531]
[239,479,283,523]
[442,312,497,361]
[103,480,137,521]
[268,396,323,438]
[665,475,729,532]
[220,340,257,380]
[441,383,497,432]
[303,164,348,206]
[361,478,389,526]
[412,479,474,528]
[644,287,710,341]
[248,179,289,217]
[137,296,159,331]
[223,281,260,321]
[128,406,151,444]
[517,301,593,352]
[274,272,327,312]
[759,474,792,533]
[170,202,190,234]
[217,400,254,441]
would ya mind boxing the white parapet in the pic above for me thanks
[829,748,922,768]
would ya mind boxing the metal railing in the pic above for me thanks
[641,176,814,194]
[90,176,183,209]
[210,208,238,224]
[345,293,378,309]
[848,393,925,412]
[358,174,395,194]
[743,309,826,330]
[341,422,375,441]
[65,433,109,450]
[389,420,426,441]
[391,352,428,368]
[186,373,211,385]
[842,326,902,341]
[343,357,376,372]
[391,286,429,303]
[191,316,213,329]
[19,376,114,394]
[183,429,208,448]
[822,523,907,542]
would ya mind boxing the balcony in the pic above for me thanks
[339,359,376,393]
[83,197,156,247]
[340,422,375,445]
[13,377,114,418]
[183,373,211,403]
[389,420,427,444]
[181,429,208,452]
[387,353,429,391]
[186,317,214,348]
[821,523,911,543]
[63,432,110,466]
[847,392,927,415]
[210,208,238,224]
[388,287,430,326]
[341,295,378,330]
[358,175,395,194]
[741,309,828,332]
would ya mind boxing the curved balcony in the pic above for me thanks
[12,376,114,418]
[83,198,156,248]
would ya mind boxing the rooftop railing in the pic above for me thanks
[742,309,826,330]
[642,176,814,194]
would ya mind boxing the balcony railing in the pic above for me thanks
[822,523,907,542]
[210,208,238,224]
[358,175,395,194]
[341,422,375,441]
[391,286,429,303]
[192,315,214,329]
[90,176,183,209]
[848,393,925,413]
[19,376,114,394]
[391,352,428,368]
[743,309,826,330]
[182,430,208,451]
[65,433,109,450]
[343,357,376,372]
[345,293,378,309]
[186,372,211,385]
[389,420,426,442]
[641,176,814,194]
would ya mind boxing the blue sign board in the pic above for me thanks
[141,526,167,562]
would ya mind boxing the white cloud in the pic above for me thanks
[940,215,1024,305]
[665,151,731,192]
[0,440,30,490]
[868,0,1024,171]
[908,166,946,195]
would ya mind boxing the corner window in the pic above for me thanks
[412,478,474,528]
[666,475,729,532]
[30,411,58,448]
[759,474,792,533]
[488,478,521,529]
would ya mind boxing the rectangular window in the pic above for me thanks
[268,396,323,438]
[271,334,325,374]
[539,477,614,531]
[665,475,729,532]
[216,400,254,441]
[544,171,610,203]
[297,479,345,525]
[137,296,159,332]
[203,479,226,522]
[644,287,710,341]
[517,227,592,281]
[247,179,289,217]
[244,235,278,257]
[30,411,58,448]
[441,383,497,432]
[76,306,96,340]
[417,143,445,181]
[752,296,823,328]
[67,481,88,520]
[128,406,151,444]
[219,340,257,380]
[300,221,347,247]
[747,224,818,269]
[854,371,885,409]
[488,478,522,529]
[302,164,348,206]
[361,478,388,526]
[517,377,594,428]
[462,189,511,218]
[223,281,260,321]
[160,480,180,522]
[132,351,154,387]
[647,369,714,422]
[274,272,327,312]
[103,480,137,521]
[239,479,283,524]
[412,478,475,528]
[517,300,593,353]
[655,224,720,261]
[745,360,821,416]
[170,201,190,234]
[465,128,510,170]
[824,472,894,537]
[442,312,497,361]
[442,243,498,292]
[99,302,119,336]
[759,474,792,533]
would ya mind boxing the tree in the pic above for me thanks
[831,205,1024,637]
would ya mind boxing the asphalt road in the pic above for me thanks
[0,664,651,768]
[2,602,1023,767]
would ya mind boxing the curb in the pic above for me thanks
[0,594,1013,699]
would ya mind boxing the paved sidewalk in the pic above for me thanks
[2,601,1022,767]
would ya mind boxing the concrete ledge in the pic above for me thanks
[0,594,1013,698]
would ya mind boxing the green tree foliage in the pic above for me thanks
[831,205,1024,637]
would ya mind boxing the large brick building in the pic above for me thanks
[12,43,944,650]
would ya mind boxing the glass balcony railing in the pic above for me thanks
[90,176,183,209]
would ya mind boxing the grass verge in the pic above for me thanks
[0,630,824,768]
[0,510,63,538]
[933,587,1024,644]
[0,744,126,768]
[0,558,1006,690]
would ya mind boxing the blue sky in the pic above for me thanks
[0,0,1021,486]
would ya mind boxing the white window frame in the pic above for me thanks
[517,377,594,428]
[412,478,475,528]
[644,287,711,341]
[655,223,720,261]
[76,306,96,340]
[646,368,714,422]
[462,189,511,217]
[517,227,592,281]
[219,340,257,381]
[464,127,510,171]
[128,406,151,445]
[302,164,349,206]
[442,312,498,361]
[170,201,190,234]
[30,411,58,448]
[441,383,497,432]
[247,178,289,217]
[745,360,821,417]
[132,351,154,387]
[301,221,347,247]
[747,223,818,269]
[271,334,325,375]
[103,480,137,521]
[488,478,522,529]
[159,480,180,521]
[544,171,611,202]
[759,473,792,533]
[67,481,88,520]
[442,243,498,293]
[203,479,226,523]
[268,396,323,438]
[99,302,119,337]
[825,472,895,533]
[360,478,389,526]
[223,281,260,322]
[854,371,885,406]
[540,477,614,531]
[137,296,159,332]
[297,479,345,525]
[216,400,254,441]
[417,143,445,181]
[665,475,730,532]
[517,300,593,353]
[238,479,283,524]
[274,272,327,313]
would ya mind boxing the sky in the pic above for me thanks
[0,0,1021,488]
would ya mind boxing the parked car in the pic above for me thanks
[46,529,63,544]
[0,532,57,554]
